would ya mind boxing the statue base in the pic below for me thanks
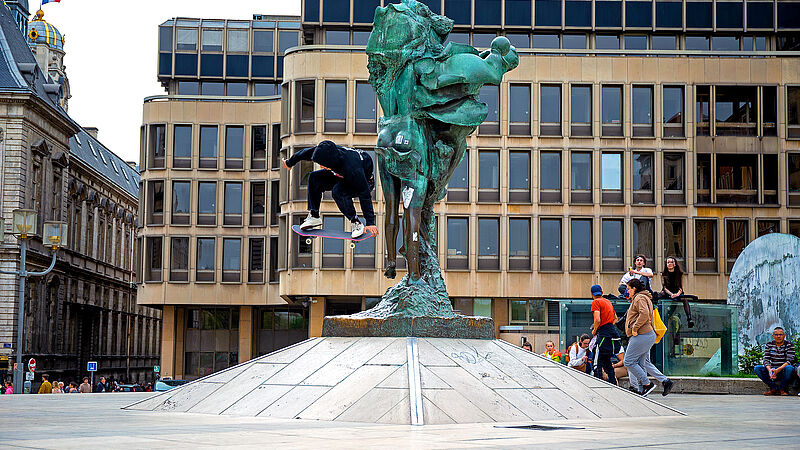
[321,315,495,339]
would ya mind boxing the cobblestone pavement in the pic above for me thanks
[1,393,798,448]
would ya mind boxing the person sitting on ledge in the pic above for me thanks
[654,256,695,328]
[755,327,796,396]
[542,340,563,363]
[567,334,593,374]
[617,254,654,298]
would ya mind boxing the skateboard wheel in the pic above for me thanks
[305,238,312,245]
[349,242,356,249]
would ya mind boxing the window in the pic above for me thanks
[695,220,717,272]
[176,27,197,51]
[199,125,218,168]
[602,85,623,136]
[175,53,197,77]
[478,150,499,202]
[352,219,375,269]
[324,81,346,133]
[478,218,499,270]
[253,29,273,52]
[570,152,592,204]
[159,25,173,51]
[787,87,800,138]
[271,123,282,169]
[201,81,224,96]
[540,218,562,271]
[509,218,531,270]
[716,86,757,136]
[687,2,712,28]
[250,182,266,227]
[534,152,560,206]
[149,124,166,168]
[726,220,749,272]
[536,0,561,26]
[295,81,315,133]
[509,84,531,135]
[601,152,623,203]
[145,237,163,282]
[147,180,164,225]
[562,34,587,49]
[479,86,500,135]
[695,85,711,135]
[747,2,773,28]
[624,34,648,50]
[712,36,740,51]
[227,29,248,52]
[790,154,800,206]
[540,84,561,136]
[763,86,777,137]
[202,29,222,51]
[506,0,532,26]
[226,54,248,77]
[196,237,215,282]
[227,82,247,96]
[222,238,242,282]
[570,85,592,136]
[270,179,280,226]
[224,182,243,226]
[532,33,559,48]
[251,125,267,170]
[269,236,279,282]
[663,219,685,266]
[565,0,591,27]
[447,150,469,202]
[631,152,654,204]
[656,1,682,27]
[197,182,216,226]
[173,125,192,168]
[632,219,655,266]
[170,237,189,281]
[172,181,191,225]
[509,151,530,203]
[447,217,469,270]
[626,1,652,27]
[716,2,743,28]
[224,126,244,169]
[200,54,223,77]
[571,218,592,271]
[475,0,502,25]
[757,219,780,237]
[596,1,622,27]
[663,86,684,137]
[355,81,377,133]
[510,299,546,325]
[663,152,685,204]
[652,35,677,50]
[601,219,623,272]
[354,0,381,22]
[716,154,758,204]
[247,238,265,283]
[278,30,299,53]
[632,86,654,137]
[596,35,620,50]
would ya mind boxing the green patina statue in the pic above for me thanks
[355,0,518,320]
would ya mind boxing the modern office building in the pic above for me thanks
[0,5,160,385]
[140,1,800,379]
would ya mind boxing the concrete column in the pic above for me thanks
[493,298,509,338]
[309,297,325,337]
[174,307,185,380]
[239,306,253,363]
[160,306,175,378]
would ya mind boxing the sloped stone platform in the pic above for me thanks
[322,315,495,338]
[125,337,683,425]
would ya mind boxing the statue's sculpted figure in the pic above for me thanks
[359,0,518,318]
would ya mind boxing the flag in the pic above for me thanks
[41,0,62,4]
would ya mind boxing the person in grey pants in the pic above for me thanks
[623,278,674,396]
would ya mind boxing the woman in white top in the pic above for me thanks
[567,334,593,374]
[617,254,653,297]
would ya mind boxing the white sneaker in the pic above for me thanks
[300,213,322,230]
[351,220,365,238]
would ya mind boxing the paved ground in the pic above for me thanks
[1,393,799,449]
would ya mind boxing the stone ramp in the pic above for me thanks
[125,337,683,425]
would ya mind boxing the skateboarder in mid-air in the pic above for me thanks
[282,140,378,238]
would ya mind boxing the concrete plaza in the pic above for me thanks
[1,392,798,448]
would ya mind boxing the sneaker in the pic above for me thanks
[351,220,365,238]
[687,318,696,328]
[763,389,778,396]
[628,385,642,395]
[642,382,657,396]
[300,213,322,230]
[662,379,674,396]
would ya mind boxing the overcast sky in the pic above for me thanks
[38,0,301,164]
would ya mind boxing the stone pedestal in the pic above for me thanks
[322,315,494,339]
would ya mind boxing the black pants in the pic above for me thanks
[307,170,358,222]
[594,336,621,385]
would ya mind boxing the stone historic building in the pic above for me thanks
[0,4,160,385]
[139,2,800,379]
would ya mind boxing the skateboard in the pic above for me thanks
[292,225,375,249]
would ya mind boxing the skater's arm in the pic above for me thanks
[285,146,315,168]
[591,310,601,335]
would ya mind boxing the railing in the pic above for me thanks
[143,94,281,103]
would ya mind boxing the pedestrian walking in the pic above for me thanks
[79,377,92,393]
[94,376,109,393]
[37,374,52,394]
[590,284,622,385]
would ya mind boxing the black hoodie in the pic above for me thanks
[287,141,375,226]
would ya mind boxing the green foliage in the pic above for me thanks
[738,344,763,375]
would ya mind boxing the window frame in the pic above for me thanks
[196,236,216,283]
[601,84,624,137]
[632,84,654,137]
[198,124,219,169]
[662,85,685,138]
[354,80,378,134]
[539,83,562,136]
[539,150,562,204]
[539,217,563,272]
[663,151,686,205]
[148,123,167,169]
[222,237,242,283]
[569,83,593,137]
[223,181,244,226]
[477,216,500,271]
[725,218,750,273]
[632,151,655,204]
[508,216,532,271]
[249,181,267,227]
[694,218,718,273]
[446,216,470,271]
[172,123,193,169]
[169,236,190,282]
[324,79,347,133]
[509,83,532,136]
[508,149,532,203]
[479,85,501,135]
[171,179,192,226]
[570,150,593,204]
[477,149,501,203]
[295,79,316,134]
[601,218,625,272]
[570,217,593,272]
[250,124,268,170]
[601,151,624,204]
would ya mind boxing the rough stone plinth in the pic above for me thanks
[321,315,494,339]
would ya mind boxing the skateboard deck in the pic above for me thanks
[292,224,374,242]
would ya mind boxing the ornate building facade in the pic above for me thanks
[0,5,159,385]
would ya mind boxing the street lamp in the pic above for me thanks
[0,209,65,393]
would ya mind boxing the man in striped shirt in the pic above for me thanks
[754,327,796,396]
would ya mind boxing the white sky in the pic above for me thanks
[38,0,301,164]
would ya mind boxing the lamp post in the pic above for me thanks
[0,209,66,394]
